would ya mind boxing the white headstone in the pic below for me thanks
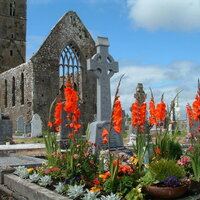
[31,114,42,137]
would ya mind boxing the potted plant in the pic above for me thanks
[5,136,11,145]
[142,159,190,199]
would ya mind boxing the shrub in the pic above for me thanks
[149,159,185,182]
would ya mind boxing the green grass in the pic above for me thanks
[13,137,45,144]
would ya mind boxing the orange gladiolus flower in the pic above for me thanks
[68,133,75,140]
[155,100,166,122]
[63,81,81,134]
[154,147,161,155]
[54,100,62,126]
[192,94,200,121]
[149,96,166,127]
[132,101,146,129]
[112,96,123,134]
[149,97,158,126]
[186,104,194,127]
[48,121,53,128]
[102,128,109,137]
[103,171,110,181]
[102,136,108,145]
[55,126,60,132]
[102,128,109,145]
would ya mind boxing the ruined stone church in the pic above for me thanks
[0,0,97,134]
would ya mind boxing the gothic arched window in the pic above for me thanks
[10,0,16,16]
[20,73,24,105]
[4,80,8,108]
[59,43,81,93]
[12,76,15,106]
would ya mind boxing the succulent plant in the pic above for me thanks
[82,189,100,200]
[55,182,65,194]
[100,193,121,200]
[14,166,29,179]
[67,184,85,198]
[29,172,40,183]
[38,175,52,187]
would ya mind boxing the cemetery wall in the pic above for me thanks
[0,62,33,132]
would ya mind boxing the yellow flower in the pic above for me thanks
[130,154,138,165]
[42,162,48,166]
[27,168,34,173]
[144,164,149,168]
[99,174,104,179]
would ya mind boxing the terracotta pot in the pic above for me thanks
[145,184,189,199]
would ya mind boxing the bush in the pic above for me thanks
[149,159,185,182]
[168,140,182,160]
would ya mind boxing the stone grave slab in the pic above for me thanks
[0,120,12,144]
[31,114,42,137]
[0,153,46,168]
[24,123,31,135]
[16,116,24,134]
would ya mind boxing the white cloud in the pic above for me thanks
[111,60,200,118]
[127,0,200,31]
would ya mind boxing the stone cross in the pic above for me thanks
[87,37,119,121]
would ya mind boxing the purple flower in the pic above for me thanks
[164,176,180,187]
[65,179,71,184]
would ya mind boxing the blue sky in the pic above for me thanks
[27,0,200,118]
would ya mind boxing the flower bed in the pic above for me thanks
[10,78,200,200]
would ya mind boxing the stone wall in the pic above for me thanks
[0,62,33,132]
[0,0,27,73]
[31,11,97,132]
[0,11,97,134]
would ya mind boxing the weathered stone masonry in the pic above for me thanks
[0,62,33,131]
[0,9,97,134]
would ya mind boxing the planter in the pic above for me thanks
[3,174,72,200]
[5,142,10,145]
[145,184,189,199]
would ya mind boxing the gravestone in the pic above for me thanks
[24,123,31,135]
[0,119,12,144]
[87,36,123,150]
[31,114,42,137]
[16,116,24,134]
[0,109,2,120]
